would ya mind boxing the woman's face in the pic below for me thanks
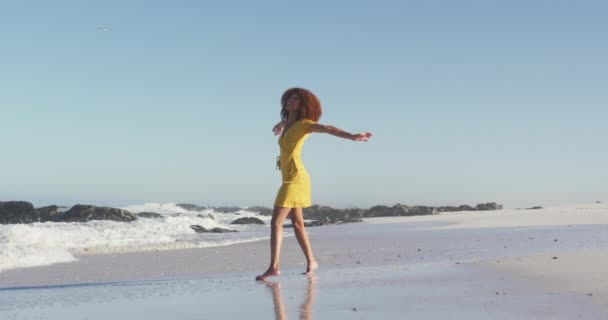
[285,93,301,113]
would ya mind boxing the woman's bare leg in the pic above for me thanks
[290,207,318,275]
[256,206,292,281]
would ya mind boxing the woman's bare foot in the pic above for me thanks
[304,261,318,275]
[256,268,281,281]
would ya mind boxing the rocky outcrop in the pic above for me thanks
[231,217,265,225]
[57,205,137,222]
[247,206,273,216]
[176,203,207,211]
[137,212,163,218]
[198,213,216,220]
[362,203,502,217]
[190,225,237,233]
[474,203,502,211]
[36,205,62,222]
[1,200,504,226]
[303,205,365,222]
[238,202,502,220]
[1,202,138,224]
[212,206,242,214]
[178,204,244,214]
[296,202,502,227]
[365,205,417,217]
[435,205,470,213]
[0,201,38,224]
[284,217,363,228]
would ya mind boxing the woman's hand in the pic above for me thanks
[352,132,373,141]
[272,120,287,136]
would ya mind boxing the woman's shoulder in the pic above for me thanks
[298,118,316,133]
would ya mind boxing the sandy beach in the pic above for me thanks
[1,203,607,319]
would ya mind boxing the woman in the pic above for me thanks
[256,88,372,281]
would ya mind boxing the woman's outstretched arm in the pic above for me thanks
[309,123,372,141]
[272,120,287,136]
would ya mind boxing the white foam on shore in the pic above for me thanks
[0,203,272,272]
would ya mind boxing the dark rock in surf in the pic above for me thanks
[231,217,265,225]
[212,206,243,214]
[37,205,62,222]
[474,202,503,211]
[0,201,38,224]
[176,203,207,211]
[198,213,216,220]
[247,206,273,216]
[137,212,163,218]
[57,205,137,222]
[190,225,237,233]
[284,217,363,228]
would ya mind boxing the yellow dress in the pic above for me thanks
[274,119,315,208]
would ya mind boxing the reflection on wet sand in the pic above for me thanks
[263,276,318,320]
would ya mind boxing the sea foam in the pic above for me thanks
[0,203,271,272]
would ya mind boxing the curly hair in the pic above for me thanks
[280,88,322,122]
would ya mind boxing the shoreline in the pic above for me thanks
[2,203,608,287]
[2,203,608,318]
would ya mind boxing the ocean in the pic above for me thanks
[0,203,274,272]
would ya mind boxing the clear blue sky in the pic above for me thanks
[1,1,606,209]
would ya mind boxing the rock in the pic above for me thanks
[247,206,273,216]
[304,220,325,227]
[36,205,61,222]
[198,213,215,220]
[474,202,502,211]
[301,218,321,227]
[360,203,503,218]
[365,205,404,217]
[459,205,475,211]
[176,203,207,211]
[190,225,205,232]
[137,212,163,218]
[407,206,436,216]
[526,206,543,210]
[0,201,38,224]
[304,205,365,223]
[231,217,265,225]
[285,217,363,228]
[57,205,137,222]
[201,201,506,224]
[212,206,243,214]
[190,225,237,233]
[435,206,460,213]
